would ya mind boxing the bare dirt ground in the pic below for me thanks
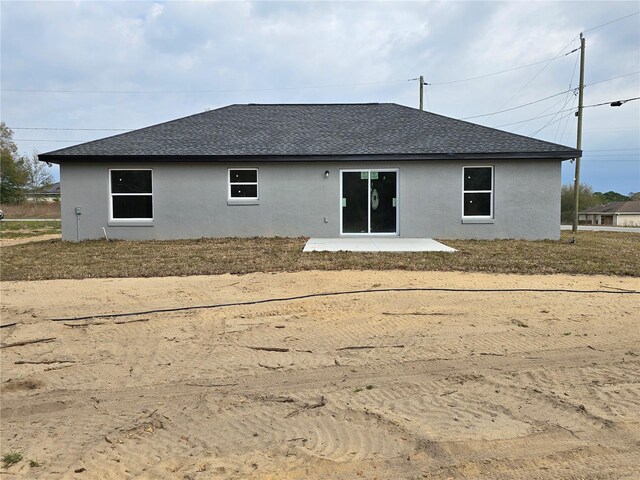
[1,271,639,479]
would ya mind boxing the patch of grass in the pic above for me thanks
[2,452,22,468]
[355,385,375,393]
[0,231,638,281]
[0,221,61,239]
[29,459,40,468]
[0,202,60,219]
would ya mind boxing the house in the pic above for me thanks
[579,201,640,227]
[38,103,580,242]
[25,182,61,203]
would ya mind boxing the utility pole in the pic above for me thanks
[572,33,586,234]
[419,75,424,111]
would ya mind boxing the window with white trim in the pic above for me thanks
[228,168,258,199]
[110,170,153,220]
[462,166,493,217]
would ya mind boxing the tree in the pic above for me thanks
[23,152,53,195]
[0,122,29,204]
[629,192,640,201]
[593,190,629,204]
[560,183,599,224]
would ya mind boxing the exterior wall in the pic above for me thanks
[60,159,562,241]
[616,214,640,227]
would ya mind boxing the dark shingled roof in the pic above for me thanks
[580,200,640,214]
[40,103,580,163]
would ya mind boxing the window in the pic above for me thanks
[228,168,258,199]
[110,170,153,220]
[463,166,493,217]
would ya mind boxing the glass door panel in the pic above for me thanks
[342,171,369,233]
[370,171,397,233]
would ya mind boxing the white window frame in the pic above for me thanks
[108,169,154,223]
[228,168,259,201]
[462,166,494,219]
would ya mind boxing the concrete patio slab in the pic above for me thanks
[303,237,456,252]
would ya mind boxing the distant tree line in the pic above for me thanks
[1,122,54,204]
[561,183,639,224]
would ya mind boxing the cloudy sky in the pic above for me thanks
[1,1,639,194]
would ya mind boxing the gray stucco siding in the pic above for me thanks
[60,159,561,241]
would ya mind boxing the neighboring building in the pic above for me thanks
[25,182,60,202]
[579,201,640,227]
[38,103,580,241]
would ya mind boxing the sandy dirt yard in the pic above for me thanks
[1,271,639,479]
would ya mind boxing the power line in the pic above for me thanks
[552,50,581,141]
[3,53,588,97]
[2,78,413,94]
[580,159,640,162]
[533,101,576,137]
[15,97,639,141]
[587,148,640,151]
[15,139,85,142]
[494,37,579,113]
[584,155,640,158]
[426,49,579,86]
[475,13,638,124]
[3,48,632,100]
[587,96,640,108]
[558,91,579,145]
[567,127,639,132]
[587,71,640,87]
[494,97,640,128]
[583,11,640,33]
[3,53,581,95]
[531,110,577,135]
[460,69,638,121]
[12,127,132,131]
[460,88,575,120]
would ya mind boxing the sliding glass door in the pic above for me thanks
[341,170,398,235]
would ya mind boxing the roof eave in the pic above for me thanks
[39,150,581,164]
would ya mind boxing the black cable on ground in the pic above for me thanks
[49,286,639,322]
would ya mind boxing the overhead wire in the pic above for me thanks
[425,49,580,86]
[15,98,638,144]
[493,37,579,113]
[2,78,414,94]
[583,11,640,33]
[9,70,632,133]
[558,92,579,145]
[494,97,640,128]
[587,148,640,151]
[550,49,581,140]
[460,88,575,120]
[458,70,640,122]
[473,13,639,128]
[12,127,132,131]
[587,71,640,87]
[3,53,584,96]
